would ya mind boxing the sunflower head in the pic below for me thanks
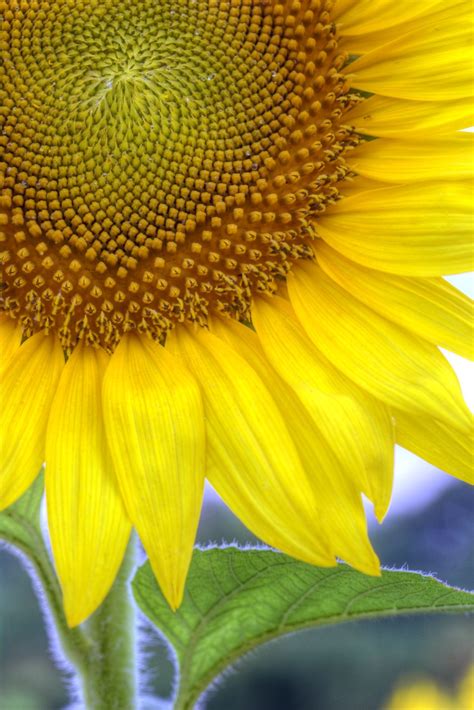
[1,0,472,628]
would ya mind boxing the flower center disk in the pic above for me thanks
[1,0,355,351]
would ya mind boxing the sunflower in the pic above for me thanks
[1,0,472,627]
[385,665,474,710]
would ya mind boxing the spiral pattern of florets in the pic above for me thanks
[1,0,358,351]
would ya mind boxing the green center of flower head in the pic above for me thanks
[0,0,357,352]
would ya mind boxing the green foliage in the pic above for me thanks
[2,483,473,710]
[133,547,474,710]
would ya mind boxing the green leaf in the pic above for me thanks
[133,547,474,710]
[0,470,44,554]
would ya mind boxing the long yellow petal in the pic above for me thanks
[317,243,474,360]
[171,324,335,568]
[345,96,473,138]
[337,0,443,53]
[251,297,394,521]
[348,9,473,101]
[288,262,472,434]
[45,344,131,627]
[210,315,380,574]
[348,135,473,183]
[0,333,64,510]
[335,0,441,34]
[316,182,473,277]
[338,175,388,198]
[102,333,205,610]
[395,410,473,485]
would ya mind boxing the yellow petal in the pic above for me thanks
[338,175,388,198]
[345,95,473,138]
[279,397,380,574]
[251,297,394,521]
[337,0,443,53]
[386,681,454,710]
[0,315,22,369]
[102,333,205,610]
[348,135,473,183]
[317,243,474,360]
[171,324,335,568]
[0,333,64,510]
[395,410,473,485]
[335,0,441,35]
[348,9,473,101]
[210,315,380,574]
[331,0,357,20]
[288,262,472,434]
[45,344,131,627]
[458,666,474,709]
[316,182,473,277]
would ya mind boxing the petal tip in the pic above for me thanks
[346,546,381,577]
[148,556,187,612]
[64,596,94,628]
[374,501,390,524]
[161,581,185,613]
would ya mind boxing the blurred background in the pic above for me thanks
[1,469,473,710]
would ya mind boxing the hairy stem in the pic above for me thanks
[0,478,138,707]
[78,539,137,710]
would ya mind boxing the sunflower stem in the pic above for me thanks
[77,538,137,710]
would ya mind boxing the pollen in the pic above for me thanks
[0,0,358,352]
